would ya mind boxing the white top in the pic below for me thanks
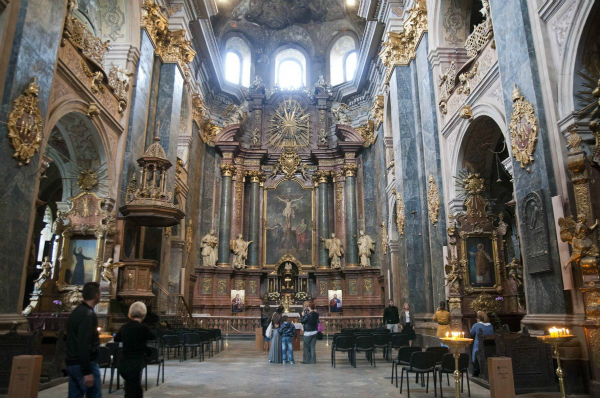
[405,311,410,323]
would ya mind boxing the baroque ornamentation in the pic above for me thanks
[438,61,456,115]
[471,292,502,314]
[63,6,110,68]
[142,0,195,69]
[427,175,440,225]
[107,66,130,113]
[357,120,375,147]
[509,84,538,171]
[379,0,427,84]
[192,94,220,146]
[220,163,237,177]
[272,147,307,179]
[461,172,487,219]
[456,61,479,96]
[459,105,473,120]
[81,59,104,94]
[77,169,99,191]
[332,103,352,125]
[268,99,310,148]
[381,222,388,255]
[7,79,43,166]
[370,95,384,129]
[464,0,494,58]
[558,216,599,277]
[396,190,405,236]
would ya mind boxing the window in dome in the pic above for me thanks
[275,48,306,89]
[224,37,251,87]
[344,51,358,82]
[225,51,242,85]
[330,35,357,86]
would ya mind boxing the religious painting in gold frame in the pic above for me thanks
[263,178,315,267]
[459,231,503,293]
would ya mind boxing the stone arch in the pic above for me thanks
[556,1,598,119]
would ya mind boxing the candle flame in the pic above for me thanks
[549,327,571,337]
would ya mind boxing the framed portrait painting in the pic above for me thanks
[231,290,245,313]
[60,237,98,286]
[460,233,502,292]
[328,289,342,313]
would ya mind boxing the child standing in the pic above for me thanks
[279,316,297,364]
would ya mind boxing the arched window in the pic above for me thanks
[275,48,306,89]
[330,35,357,86]
[224,37,251,87]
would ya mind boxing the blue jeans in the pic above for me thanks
[67,362,102,398]
[281,336,294,363]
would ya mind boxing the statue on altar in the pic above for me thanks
[200,230,219,267]
[322,233,343,269]
[282,262,295,290]
[357,230,375,267]
[100,258,118,284]
[231,234,252,269]
[33,256,53,293]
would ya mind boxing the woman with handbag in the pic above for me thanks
[268,305,284,363]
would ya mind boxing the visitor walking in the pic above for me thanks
[470,311,494,377]
[400,302,416,346]
[301,301,319,364]
[268,305,284,363]
[66,282,101,398]
[383,299,400,333]
[261,304,272,353]
[114,301,155,398]
[279,315,296,364]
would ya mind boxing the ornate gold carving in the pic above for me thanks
[107,66,130,113]
[312,170,331,184]
[63,10,109,68]
[558,216,599,276]
[220,163,237,177]
[427,175,440,225]
[268,99,310,149]
[272,147,307,179]
[191,94,220,146]
[342,163,358,177]
[379,0,427,84]
[370,95,384,129]
[471,292,502,314]
[457,61,479,96]
[438,62,456,115]
[357,120,375,147]
[7,79,43,166]
[464,0,493,58]
[462,173,487,219]
[509,84,538,171]
[381,222,388,255]
[459,105,473,120]
[81,59,105,94]
[332,103,352,125]
[245,170,265,183]
[396,191,405,236]
[335,177,343,222]
[141,0,195,69]
[77,169,99,191]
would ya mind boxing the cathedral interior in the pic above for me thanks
[1,0,600,396]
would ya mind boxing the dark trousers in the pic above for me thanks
[119,363,144,398]
[303,334,317,364]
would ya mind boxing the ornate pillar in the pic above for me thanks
[217,163,236,266]
[246,171,263,267]
[314,171,330,267]
[343,164,359,267]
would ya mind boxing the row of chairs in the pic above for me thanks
[159,329,221,362]
[331,332,404,368]
[392,346,471,398]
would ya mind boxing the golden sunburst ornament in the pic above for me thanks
[268,99,310,149]
[78,169,99,191]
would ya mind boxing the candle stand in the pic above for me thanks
[537,333,574,398]
[440,336,473,398]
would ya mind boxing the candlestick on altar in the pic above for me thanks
[537,327,574,398]
[441,331,473,398]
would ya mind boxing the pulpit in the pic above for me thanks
[117,259,157,305]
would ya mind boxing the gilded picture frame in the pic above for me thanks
[460,231,503,293]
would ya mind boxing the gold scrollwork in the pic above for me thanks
[370,95,384,129]
[272,147,306,179]
[107,66,130,113]
[509,84,538,171]
[7,79,43,166]
[342,163,358,177]
[357,120,375,148]
[396,191,405,236]
[427,175,440,225]
[220,163,237,177]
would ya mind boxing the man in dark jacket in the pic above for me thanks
[66,282,101,398]
[383,299,400,333]
[300,301,319,364]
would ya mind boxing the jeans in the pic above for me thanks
[303,334,317,364]
[67,362,102,398]
[281,336,294,363]
[386,323,398,333]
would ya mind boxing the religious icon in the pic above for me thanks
[202,278,212,294]
[231,290,245,313]
[466,237,495,286]
[363,278,373,295]
[66,238,96,285]
[328,290,342,313]
[348,279,358,295]
[217,279,227,295]
[249,280,257,295]
[319,281,327,296]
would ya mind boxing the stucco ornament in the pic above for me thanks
[509,84,538,171]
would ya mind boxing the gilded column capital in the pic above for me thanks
[220,163,237,177]
[342,163,358,177]
[245,170,265,183]
[312,170,331,184]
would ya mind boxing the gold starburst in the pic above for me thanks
[268,99,310,149]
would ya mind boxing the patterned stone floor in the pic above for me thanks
[38,340,500,398]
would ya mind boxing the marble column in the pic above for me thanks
[343,164,359,267]
[0,0,66,325]
[218,164,236,266]
[316,171,330,267]
[247,172,261,267]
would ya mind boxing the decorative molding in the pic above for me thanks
[357,120,376,148]
[370,95,384,129]
[395,190,405,236]
[509,84,539,171]
[464,0,493,58]
[378,0,427,84]
[427,175,440,225]
[7,79,43,166]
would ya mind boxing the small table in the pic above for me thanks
[440,337,473,398]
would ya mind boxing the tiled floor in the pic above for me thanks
[38,340,502,398]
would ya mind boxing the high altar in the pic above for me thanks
[191,87,384,317]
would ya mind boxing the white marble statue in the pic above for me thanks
[322,233,343,269]
[231,234,252,269]
[200,230,219,267]
[357,230,375,267]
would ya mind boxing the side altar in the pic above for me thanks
[191,87,385,319]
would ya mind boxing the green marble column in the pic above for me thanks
[344,164,358,266]
[218,164,236,266]
[316,172,330,267]
[247,172,262,267]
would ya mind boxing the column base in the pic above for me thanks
[345,263,359,268]
[217,263,231,268]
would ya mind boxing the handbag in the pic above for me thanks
[317,322,324,332]
[265,321,273,338]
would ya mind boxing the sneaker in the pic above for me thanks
[290,361,295,365]
[282,361,287,364]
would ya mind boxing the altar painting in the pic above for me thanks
[265,179,313,265]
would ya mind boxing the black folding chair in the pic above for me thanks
[400,351,438,398]
[161,334,182,360]
[96,346,111,384]
[392,346,421,386]
[331,335,356,368]
[144,346,165,390]
[373,333,391,360]
[354,335,376,367]
[182,333,201,361]
[436,353,470,398]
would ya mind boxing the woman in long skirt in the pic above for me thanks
[268,305,284,363]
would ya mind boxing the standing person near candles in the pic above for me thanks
[469,311,494,377]
[400,302,416,346]
[433,301,451,340]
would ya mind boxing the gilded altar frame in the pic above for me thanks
[459,230,503,294]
